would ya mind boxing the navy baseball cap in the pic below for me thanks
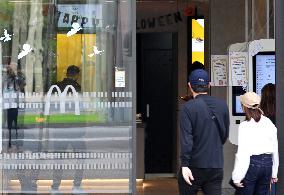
[188,69,209,85]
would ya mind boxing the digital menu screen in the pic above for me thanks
[254,52,275,95]
[232,52,275,116]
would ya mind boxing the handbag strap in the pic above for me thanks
[199,98,224,143]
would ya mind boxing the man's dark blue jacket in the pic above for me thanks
[180,94,230,168]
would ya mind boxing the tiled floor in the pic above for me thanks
[137,178,235,195]
[4,178,236,194]
[137,178,179,195]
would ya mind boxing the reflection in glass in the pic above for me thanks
[0,0,135,194]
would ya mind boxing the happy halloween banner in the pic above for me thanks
[57,4,197,30]
[137,6,197,30]
[57,4,103,28]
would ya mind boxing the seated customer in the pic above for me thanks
[56,65,81,93]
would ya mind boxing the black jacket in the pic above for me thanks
[180,94,229,168]
[56,78,81,93]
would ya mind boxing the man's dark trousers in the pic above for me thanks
[178,167,223,195]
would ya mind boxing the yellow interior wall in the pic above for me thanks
[57,34,82,81]
[82,34,96,91]
[56,34,96,91]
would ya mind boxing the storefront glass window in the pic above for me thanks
[0,0,135,193]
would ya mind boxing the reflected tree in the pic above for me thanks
[11,4,28,66]
[25,0,43,92]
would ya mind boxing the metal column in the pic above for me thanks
[275,0,284,193]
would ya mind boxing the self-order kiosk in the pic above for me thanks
[228,39,275,145]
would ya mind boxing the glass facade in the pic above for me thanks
[0,0,136,193]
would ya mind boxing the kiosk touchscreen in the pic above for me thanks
[232,86,246,116]
[253,52,275,95]
[228,42,248,144]
[228,39,275,145]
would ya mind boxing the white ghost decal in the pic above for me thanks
[67,23,82,37]
[18,44,33,59]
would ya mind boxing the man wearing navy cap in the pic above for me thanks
[178,69,230,195]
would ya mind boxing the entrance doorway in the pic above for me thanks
[137,33,177,173]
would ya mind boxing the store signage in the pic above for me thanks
[137,12,183,30]
[44,85,80,116]
[136,6,196,30]
[57,4,103,28]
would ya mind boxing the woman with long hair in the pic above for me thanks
[260,83,276,124]
[260,83,277,195]
[232,92,279,195]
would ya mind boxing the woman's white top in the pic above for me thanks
[232,115,279,183]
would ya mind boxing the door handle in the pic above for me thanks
[146,104,150,118]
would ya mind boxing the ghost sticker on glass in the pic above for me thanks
[0,29,12,42]
[88,46,104,57]
[67,23,82,37]
[105,25,111,31]
[18,44,33,59]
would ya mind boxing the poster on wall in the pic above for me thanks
[211,55,227,86]
[229,52,247,87]
[57,4,103,28]
[115,70,126,88]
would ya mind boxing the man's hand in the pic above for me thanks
[182,167,194,185]
[234,182,244,188]
[272,178,278,183]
